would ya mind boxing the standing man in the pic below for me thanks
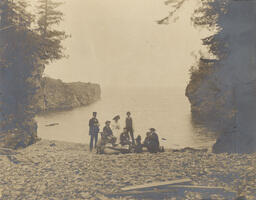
[89,112,100,151]
[125,111,135,145]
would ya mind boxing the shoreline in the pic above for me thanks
[36,99,101,116]
[1,139,255,199]
[36,86,217,152]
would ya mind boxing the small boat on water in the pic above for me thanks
[45,123,60,127]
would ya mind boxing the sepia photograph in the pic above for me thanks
[0,0,256,199]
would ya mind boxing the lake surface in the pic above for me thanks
[36,87,216,149]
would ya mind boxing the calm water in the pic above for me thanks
[36,87,216,149]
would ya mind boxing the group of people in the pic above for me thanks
[88,111,163,153]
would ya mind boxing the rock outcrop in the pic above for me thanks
[186,1,256,154]
[186,59,221,129]
[186,58,256,154]
[0,59,44,149]
[37,77,101,113]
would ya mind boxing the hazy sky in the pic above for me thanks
[44,0,209,87]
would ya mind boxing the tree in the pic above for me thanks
[164,0,256,153]
[37,0,69,62]
[0,0,68,148]
[189,0,256,153]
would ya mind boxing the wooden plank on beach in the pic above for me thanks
[168,185,226,190]
[121,178,192,191]
[111,188,179,196]
[109,186,236,198]
[109,184,235,198]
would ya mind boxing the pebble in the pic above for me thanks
[0,140,255,199]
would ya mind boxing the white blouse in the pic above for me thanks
[111,121,121,143]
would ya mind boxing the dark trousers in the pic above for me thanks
[90,134,98,151]
[127,128,135,144]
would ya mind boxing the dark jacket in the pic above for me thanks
[103,126,113,137]
[150,132,159,147]
[143,133,151,147]
[125,117,133,130]
[144,132,160,153]
[120,131,130,142]
[89,118,99,135]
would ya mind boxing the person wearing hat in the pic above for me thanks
[149,128,160,153]
[125,111,135,145]
[150,128,159,144]
[143,128,160,153]
[102,120,117,146]
[112,115,121,144]
[89,112,100,151]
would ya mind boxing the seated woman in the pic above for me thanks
[112,115,121,144]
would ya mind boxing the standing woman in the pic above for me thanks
[112,115,121,144]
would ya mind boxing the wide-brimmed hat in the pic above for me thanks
[113,115,120,121]
[149,128,156,131]
[105,120,111,124]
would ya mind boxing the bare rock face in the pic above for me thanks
[213,129,255,154]
[0,60,45,149]
[185,59,225,132]
[212,84,256,154]
[1,119,39,149]
[37,77,101,112]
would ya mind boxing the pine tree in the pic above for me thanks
[167,0,256,153]
[37,0,69,62]
[0,0,68,148]
[0,0,41,148]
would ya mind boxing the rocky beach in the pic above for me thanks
[0,140,255,200]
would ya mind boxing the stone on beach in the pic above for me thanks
[0,139,255,199]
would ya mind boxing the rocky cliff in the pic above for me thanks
[185,58,231,132]
[186,1,256,154]
[37,77,101,113]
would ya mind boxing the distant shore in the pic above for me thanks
[0,139,255,199]
[37,77,101,113]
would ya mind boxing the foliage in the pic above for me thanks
[36,0,69,62]
[167,0,256,153]
[0,0,67,148]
